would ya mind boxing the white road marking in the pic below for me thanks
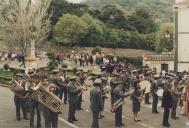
[58,117,80,128]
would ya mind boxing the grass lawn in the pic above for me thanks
[0,69,14,84]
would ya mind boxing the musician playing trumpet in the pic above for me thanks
[67,76,82,123]
[12,73,29,121]
[113,81,131,127]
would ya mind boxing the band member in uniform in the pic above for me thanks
[110,73,118,109]
[131,80,142,122]
[90,79,103,128]
[13,74,29,121]
[113,82,130,127]
[99,77,108,118]
[76,71,85,110]
[59,75,69,104]
[162,82,173,127]
[29,73,42,128]
[151,78,159,114]
[50,69,61,96]
[171,81,180,119]
[67,76,81,123]
[41,79,59,128]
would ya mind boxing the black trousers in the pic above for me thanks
[29,100,41,128]
[77,94,82,109]
[111,93,114,107]
[145,93,150,104]
[44,108,58,128]
[68,102,76,121]
[14,100,27,119]
[59,86,67,103]
[171,100,178,118]
[162,108,170,125]
[152,94,158,112]
[91,111,99,128]
[115,106,122,127]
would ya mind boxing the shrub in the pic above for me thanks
[48,60,58,72]
[117,56,143,66]
[91,46,102,55]
[3,63,9,71]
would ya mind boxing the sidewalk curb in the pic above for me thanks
[0,84,10,88]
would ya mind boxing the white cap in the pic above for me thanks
[94,79,102,84]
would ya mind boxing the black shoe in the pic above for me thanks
[24,117,29,120]
[73,118,78,121]
[17,117,21,121]
[152,111,159,114]
[100,115,105,118]
[77,108,83,111]
[121,123,125,126]
[163,124,170,127]
[171,117,178,120]
[68,120,74,123]
[58,112,63,114]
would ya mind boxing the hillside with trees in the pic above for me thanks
[0,0,174,53]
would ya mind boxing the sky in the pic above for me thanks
[66,0,84,3]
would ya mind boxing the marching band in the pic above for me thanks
[9,62,189,128]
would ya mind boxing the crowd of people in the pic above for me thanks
[68,51,117,67]
[9,57,189,128]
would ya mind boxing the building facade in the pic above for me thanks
[143,0,189,73]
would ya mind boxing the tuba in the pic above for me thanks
[30,85,63,113]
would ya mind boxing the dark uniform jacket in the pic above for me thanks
[67,84,79,102]
[113,89,125,103]
[90,86,103,112]
[150,81,158,96]
[161,89,173,108]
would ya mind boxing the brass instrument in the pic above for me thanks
[9,78,30,99]
[138,88,146,103]
[112,98,125,112]
[112,91,133,112]
[30,85,63,113]
[75,82,88,97]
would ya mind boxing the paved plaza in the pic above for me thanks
[0,85,189,128]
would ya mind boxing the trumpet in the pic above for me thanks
[75,82,88,97]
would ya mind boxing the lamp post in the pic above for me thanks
[174,6,179,72]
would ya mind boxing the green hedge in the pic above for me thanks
[117,56,143,66]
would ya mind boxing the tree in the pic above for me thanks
[0,0,52,51]
[53,14,88,46]
[99,4,129,29]
[128,6,157,33]
[81,13,106,47]
[156,22,174,53]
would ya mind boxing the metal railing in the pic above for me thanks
[144,53,175,61]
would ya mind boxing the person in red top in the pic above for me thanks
[182,80,189,116]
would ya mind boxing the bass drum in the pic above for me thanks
[139,80,151,94]
[157,89,164,97]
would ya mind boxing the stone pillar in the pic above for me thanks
[25,39,37,69]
